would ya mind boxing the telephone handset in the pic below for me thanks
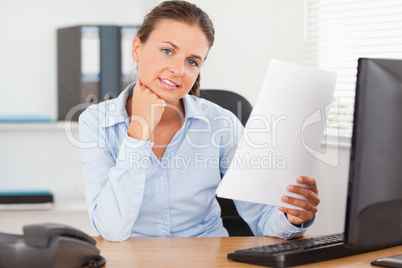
[0,223,105,268]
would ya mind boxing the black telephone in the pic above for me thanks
[0,223,105,268]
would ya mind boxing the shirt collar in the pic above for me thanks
[99,83,209,127]
[182,94,209,123]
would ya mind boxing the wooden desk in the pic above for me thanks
[94,236,402,267]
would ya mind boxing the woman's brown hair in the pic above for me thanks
[136,0,215,96]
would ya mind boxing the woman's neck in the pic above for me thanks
[159,99,185,125]
[125,97,185,125]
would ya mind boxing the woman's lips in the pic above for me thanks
[159,78,179,90]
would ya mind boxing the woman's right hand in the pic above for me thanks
[128,78,167,141]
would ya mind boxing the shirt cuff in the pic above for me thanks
[282,213,315,240]
[264,209,315,240]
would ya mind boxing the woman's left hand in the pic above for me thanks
[278,176,320,226]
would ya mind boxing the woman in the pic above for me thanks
[79,0,319,242]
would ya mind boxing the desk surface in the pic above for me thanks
[94,236,402,267]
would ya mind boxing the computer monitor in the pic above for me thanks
[344,57,402,250]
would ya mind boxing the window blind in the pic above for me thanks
[304,0,402,137]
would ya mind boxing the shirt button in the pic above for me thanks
[160,176,165,181]
[162,228,167,233]
[160,188,165,194]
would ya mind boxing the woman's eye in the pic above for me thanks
[162,48,172,55]
[187,58,198,67]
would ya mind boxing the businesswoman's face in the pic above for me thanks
[131,19,209,107]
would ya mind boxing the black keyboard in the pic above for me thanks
[227,233,372,267]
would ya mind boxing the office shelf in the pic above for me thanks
[0,121,78,131]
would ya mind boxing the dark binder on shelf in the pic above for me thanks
[100,26,121,100]
[57,25,100,121]
[57,25,139,121]
[0,190,54,210]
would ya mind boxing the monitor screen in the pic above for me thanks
[344,58,402,250]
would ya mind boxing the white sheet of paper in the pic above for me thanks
[216,59,337,209]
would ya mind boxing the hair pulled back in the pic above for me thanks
[136,0,215,96]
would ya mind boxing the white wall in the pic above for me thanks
[0,124,82,199]
[0,0,350,236]
[308,143,350,235]
[0,0,158,119]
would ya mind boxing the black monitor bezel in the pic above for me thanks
[344,57,402,250]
